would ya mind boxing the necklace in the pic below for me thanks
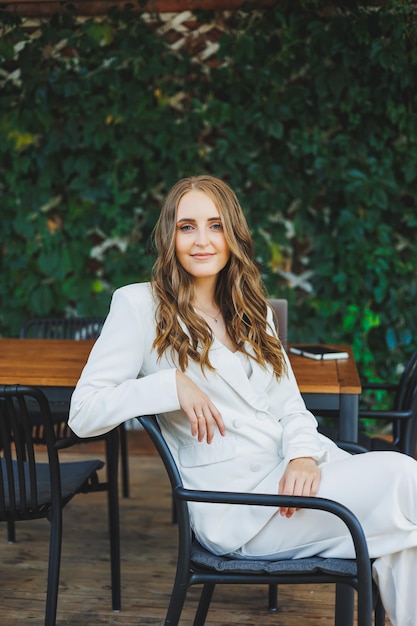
[194,305,222,323]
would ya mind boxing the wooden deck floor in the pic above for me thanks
[0,431,391,625]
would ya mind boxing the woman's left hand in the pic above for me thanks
[278,457,321,518]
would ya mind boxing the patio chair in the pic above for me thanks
[20,316,130,497]
[359,348,417,457]
[0,385,120,625]
[138,414,384,626]
[268,298,288,349]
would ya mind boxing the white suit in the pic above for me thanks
[69,282,417,626]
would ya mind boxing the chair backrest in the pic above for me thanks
[395,349,417,410]
[20,317,104,340]
[0,385,61,519]
[403,384,417,451]
[267,298,288,349]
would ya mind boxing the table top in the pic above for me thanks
[0,338,361,394]
[288,345,361,395]
[0,338,94,386]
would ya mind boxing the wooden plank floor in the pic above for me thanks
[0,431,391,625]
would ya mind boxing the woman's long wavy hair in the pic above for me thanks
[151,175,287,378]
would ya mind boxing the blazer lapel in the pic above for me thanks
[177,317,275,408]
[210,341,275,408]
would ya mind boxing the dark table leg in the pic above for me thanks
[339,393,359,442]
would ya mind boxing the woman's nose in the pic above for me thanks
[195,228,209,245]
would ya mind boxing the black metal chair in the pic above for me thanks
[0,385,120,625]
[358,348,417,457]
[20,316,130,498]
[138,414,384,626]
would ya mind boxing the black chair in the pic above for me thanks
[138,414,384,626]
[359,349,417,457]
[0,385,120,625]
[20,316,130,498]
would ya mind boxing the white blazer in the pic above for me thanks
[69,282,346,554]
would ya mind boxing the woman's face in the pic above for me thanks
[175,190,230,283]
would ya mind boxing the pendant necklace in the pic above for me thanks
[195,305,221,323]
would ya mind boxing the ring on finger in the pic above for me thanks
[196,414,204,420]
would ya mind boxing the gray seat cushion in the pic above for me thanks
[0,458,104,510]
[191,541,357,576]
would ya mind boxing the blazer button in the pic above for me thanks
[256,397,270,411]
[251,463,261,472]
[233,419,243,429]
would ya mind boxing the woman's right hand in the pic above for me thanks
[175,370,226,443]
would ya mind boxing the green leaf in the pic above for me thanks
[29,285,54,315]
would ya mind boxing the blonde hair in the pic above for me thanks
[151,175,286,377]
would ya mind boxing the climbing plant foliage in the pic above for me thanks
[1,0,416,390]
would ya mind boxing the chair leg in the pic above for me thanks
[7,521,16,543]
[106,430,121,611]
[164,580,189,626]
[374,594,385,626]
[193,583,215,626]
[45,507,63,626]
[119,422,129,498]
[268,583,278,611]
[172,493,177,524]
[335,584,354,626]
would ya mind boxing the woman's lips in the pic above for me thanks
[192,253,214,260]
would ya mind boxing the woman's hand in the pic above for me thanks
[175,370,226,443]
[278,457,321,518]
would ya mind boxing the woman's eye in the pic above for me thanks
[211,222,223,230]
[179,224,193,232]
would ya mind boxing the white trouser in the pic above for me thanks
[372,548,417,626]
[232,451,417,626]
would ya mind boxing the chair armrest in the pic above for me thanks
[174,486,370,566]
[55,434,82,449]
[361,382,397,392]
[358,408,413,421]
[336,441,369,454]
[176,487,360,519]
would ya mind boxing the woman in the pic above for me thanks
[69,174,417,626]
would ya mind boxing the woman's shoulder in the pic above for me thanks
[112,281,154,302]
[110,282,158,314]
[108,282,157,324]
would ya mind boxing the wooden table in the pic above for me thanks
[289,344,362,441]
[0,338,362,441]
[0,338,93,387]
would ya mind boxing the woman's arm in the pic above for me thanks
[277,355,331,465]
[265,304,330,467]
[69,285,180,438]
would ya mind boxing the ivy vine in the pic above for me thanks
[1,0,416,394]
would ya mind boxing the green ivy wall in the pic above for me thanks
[1,0,416,386]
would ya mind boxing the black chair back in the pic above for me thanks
[386,350,417,455]
[395,349,417,410]
[20,317,104,340]
[0,385,61,521]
